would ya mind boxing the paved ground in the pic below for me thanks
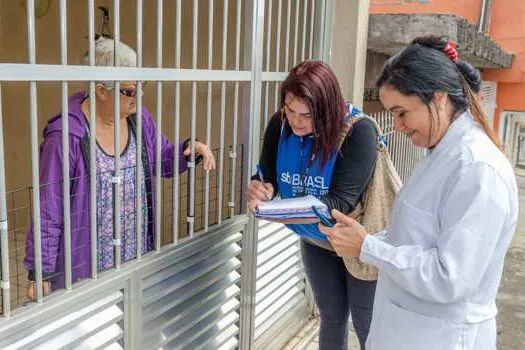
[496,173,525,349]
[284,173,525,350]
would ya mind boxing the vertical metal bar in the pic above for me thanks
[284,0,292,70]
[239,0,265,347]
[188,0,199,236]
[218,0,228,225]
[410,145,415,177]
[155,0,163,250]
[311,0,331,62]
[404,131,406,178]
[59,0,72,290]
[172,0,181,243]
[229,0,242,218]
[293,0,300,66]
[302,0,308,62]
[27,0,44,303]
[136,0,143,258]
[389,111,395,163]
[394,133,399,176]
[275,0,283,72]
[204,0,214,230]
[397,133,403,181]
[319,0,326,60]
[88,0,97,280]
[0,84,10,316]
[393,131,400,178]
[113,0,122,270]
[274,0,283,108]
[309,0,315,60]
[263,0,273,126]
[265,0,273,72]
[405,136,410,182]
[324,0,335,63]
[407,131,412,177]
[401,132,406,181]
[404,134,409,181]
[401,134,406,181]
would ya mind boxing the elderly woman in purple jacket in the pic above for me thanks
[24,38,215,300]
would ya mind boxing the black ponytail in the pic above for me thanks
[456,60,482,94]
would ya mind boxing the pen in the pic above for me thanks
[256,164,265,183]
[256,164,273,200]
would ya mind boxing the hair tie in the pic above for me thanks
[443,41,459,63]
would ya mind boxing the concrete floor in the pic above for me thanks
[282,318,360,350]
[496,173,525,349]
[284,173,525,350]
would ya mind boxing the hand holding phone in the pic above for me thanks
[311,206,336,227]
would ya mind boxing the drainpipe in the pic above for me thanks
[478,0,493,33]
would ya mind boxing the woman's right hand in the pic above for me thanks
[247,180,274,212]
[27,281,52,301]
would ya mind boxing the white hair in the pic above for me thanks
[84,37,137,87]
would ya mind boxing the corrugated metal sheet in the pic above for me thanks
[141,230,242,350]
[253,221,308,344]
[1,291,124,350]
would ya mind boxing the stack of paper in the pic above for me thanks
[255,195,329,220]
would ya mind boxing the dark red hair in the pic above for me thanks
[280,60,348,166]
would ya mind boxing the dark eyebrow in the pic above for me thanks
[389,105,405,113]
[285,103,312,116]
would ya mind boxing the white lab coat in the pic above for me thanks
[360,112,519,350]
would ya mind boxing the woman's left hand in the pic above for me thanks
[318,209,368,258]
[184,141,216,171]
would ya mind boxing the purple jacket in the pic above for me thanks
[23,92,188,289]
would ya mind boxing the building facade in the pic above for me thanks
[367,0,525,169]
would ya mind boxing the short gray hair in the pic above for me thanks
[84,37,137,87]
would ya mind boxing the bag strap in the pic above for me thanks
[336,111,387,151]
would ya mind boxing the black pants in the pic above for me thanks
[301,239,376,350]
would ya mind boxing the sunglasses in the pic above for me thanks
[102,82,147,98]
[119,88,138,97]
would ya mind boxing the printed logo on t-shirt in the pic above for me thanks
[280,171,329,196]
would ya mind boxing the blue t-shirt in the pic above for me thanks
[276,128,338,240]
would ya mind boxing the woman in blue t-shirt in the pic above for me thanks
[247,60,377,350]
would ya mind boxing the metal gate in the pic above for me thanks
[0,0,331,349]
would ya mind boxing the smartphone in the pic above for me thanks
[311,206,336,227]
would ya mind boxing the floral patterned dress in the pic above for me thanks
[95,129,151,272]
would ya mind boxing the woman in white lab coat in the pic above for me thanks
[320,35,519,350]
